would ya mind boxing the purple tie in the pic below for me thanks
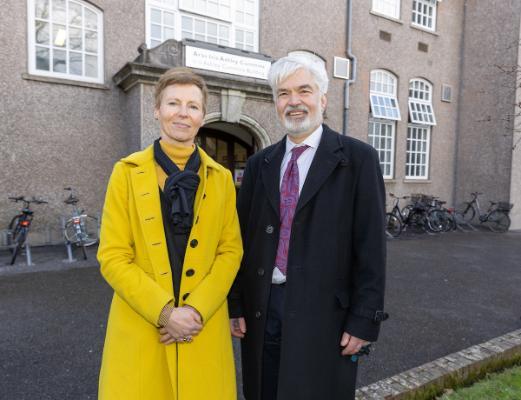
[275,145,309,276]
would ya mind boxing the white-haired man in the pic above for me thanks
[229,53,387,400]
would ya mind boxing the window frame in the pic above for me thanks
[27,0,104,84]
[411,0,437,32]
[371,0,401,20]
[369,69,401,121]
[146,0,259,51]
[408,78,436,126]
[405,124,431,180]
[369,118,396,179]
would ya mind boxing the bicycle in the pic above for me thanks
[7,196,48,265]
[457,192,512,232]
[62,187,99,260]
[386,193,409,237]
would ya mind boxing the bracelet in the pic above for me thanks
[158,303,175,327]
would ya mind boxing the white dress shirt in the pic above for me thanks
[272,125,323,284]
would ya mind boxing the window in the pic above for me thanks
[412,0,437,31]
[369,119,395,179]
[406,125,430,179]
[408,79,436,125]
[146,0,258,51]
[372,0,400,19]
[28,0,104,83]
[370,70,401,121]
[369,70,399,178]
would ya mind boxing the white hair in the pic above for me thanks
[267,52,329,98]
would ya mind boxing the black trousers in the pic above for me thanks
[261,284,286,400]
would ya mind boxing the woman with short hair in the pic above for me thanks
[98,67,242,400]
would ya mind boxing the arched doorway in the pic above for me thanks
[197,122,256,188]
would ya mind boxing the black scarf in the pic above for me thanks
[154,139,201,234]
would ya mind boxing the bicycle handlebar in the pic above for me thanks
[8,196,47,205]
[471,192,483,197]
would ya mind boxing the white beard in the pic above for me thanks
[281,105,323,137]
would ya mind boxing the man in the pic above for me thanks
[229,53,387,400]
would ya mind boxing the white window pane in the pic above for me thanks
[236,11,244,23]
[182,30,193,39]
[220,5,231,19]
[35,0,50,19]
[208,1,218,15]
[69,51,82,75]
[69,27,82,50]
[85,8,97,30]
[245,31,253,44]
[182,16,192,30]
[245,13,254,26]
[164,27,175,39]
[195,33,205,41]
[85,54,98,77]
[235,29,244,42]
[151,24,162,38]
[35,46,50,70]
[207,36,217,43]
[53,49,67,72]
[151,8,162,24]
[52,24,67,47]
[246,44,254,51]
[195,0,205,11]
[219,25,229,38]
[219,39,229,46]
[69,2,82,26]
[85,30,97,53]
[164,11,175,26]
[35,20,50,45]
[207,22,217,36]
[52,0,66,24]
[195,20,205,34]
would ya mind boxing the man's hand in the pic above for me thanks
[230,317,247,338]
[340,332,370,356]
[160,306,202,344]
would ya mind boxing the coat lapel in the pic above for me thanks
[295,126,347,214]
[261,139,286,217]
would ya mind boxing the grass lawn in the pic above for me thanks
[438,365,521,400]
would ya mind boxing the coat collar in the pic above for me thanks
[261,124,348,217]
[121,143,221,170]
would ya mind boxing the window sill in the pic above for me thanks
[410,24,439,37]
[403,179,431,183]
[22,73,110,90]
[369,11,404,25]
[384,179,398,183]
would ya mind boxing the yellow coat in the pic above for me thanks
[97,144,243,400]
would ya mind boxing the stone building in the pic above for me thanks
[1,0,520,247]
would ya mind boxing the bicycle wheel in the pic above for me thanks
[64,219,82,244]
[10,228,27,265]
[486,211,511,233]
[7,215,22,245]
[386,213,402,237]
[407,210,428,232]
[460,204,475,223]
[80,215,99,246]
[426,209,447,233]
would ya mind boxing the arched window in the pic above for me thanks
[406,78,435,179]
[408,79,436,125]
[368,70,400,179]
[28,0,104,83]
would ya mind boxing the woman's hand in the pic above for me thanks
[159,306,203,344]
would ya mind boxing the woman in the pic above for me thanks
[97,67,243,400]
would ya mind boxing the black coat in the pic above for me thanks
[229,125,387,400]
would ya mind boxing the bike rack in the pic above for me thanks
[61,216,77,263]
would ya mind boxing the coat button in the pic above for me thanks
[265,225,274,234]
[257,268,265,276]
[185,269,195,277]
[255,311,262,319]
[190,239,198,248]
[182,293,190,301]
